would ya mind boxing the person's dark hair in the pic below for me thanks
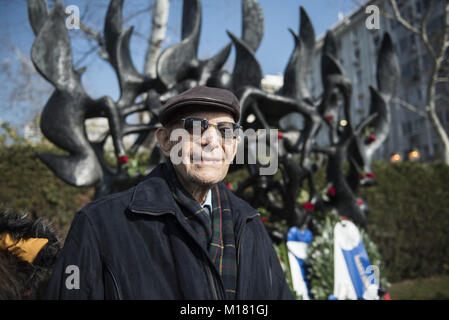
[0,207,61,299]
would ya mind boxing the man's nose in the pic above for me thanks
[200,126,221,149]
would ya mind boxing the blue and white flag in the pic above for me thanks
[333,220,379,300]
[287,227,313,300]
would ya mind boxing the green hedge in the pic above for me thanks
[0,144,93,239]
[360,161,449,282]
[1,144,448,282]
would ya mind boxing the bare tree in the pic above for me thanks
[55,0,171,71]
[0,44,53,130]
[144,0,170,78]
[1,0,172,140]
[385,0,449,164]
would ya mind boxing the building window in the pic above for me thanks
[402,120,413,134]
[416,0,430,14]
[434,143,440,153]
[354,47,360,59]
[356,70,362,83]
[409,134,419,145]
[416,89,422,101]
[409,34,417,52]
[400,36,408,51]
[423,145,429,158]
[392,19,401,30]
[416,0,422,14]
[421,54,431,70]
[373,35,380,48]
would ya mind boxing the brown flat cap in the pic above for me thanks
[159,86,240,125]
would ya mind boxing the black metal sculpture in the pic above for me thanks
[233,8,399,227]
[27,0,399,229]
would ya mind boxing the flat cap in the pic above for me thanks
[159,86,240,125]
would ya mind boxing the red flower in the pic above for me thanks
[357,198,364,205]
[369,134,376,142]
[367,172,374,179]
[383,293,392,300]
[325,115,333,122]
[328,187,336,197]
[261,217,268,224]
[118,155,129,163]
[342,216,350,221]
[277,131,284,139]
[301,202,315,211]
[225,182,233,190]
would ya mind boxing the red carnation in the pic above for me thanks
[277,131,284,139]
[225,182,233,190]
[118,155,129,163]
[328,186,336,196]
[369,134,376,142]
[367,172,374,179]
[302,202,315,211]
[342,216,350,221]
[357,198,364,205]
[261,217,268,224]
[325,115,333,122]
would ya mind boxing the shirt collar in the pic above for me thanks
[202,189,212,211]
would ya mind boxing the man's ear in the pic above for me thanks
[156,127,172,157]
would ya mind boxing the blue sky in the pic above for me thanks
[0,0,358,126]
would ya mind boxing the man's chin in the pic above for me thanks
[190,166,228,185]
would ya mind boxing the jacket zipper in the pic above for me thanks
[130,208,259,299]
[205,257,219,300]
[236,212,260,299]
[103,262,122,300]
[237,212,260,267]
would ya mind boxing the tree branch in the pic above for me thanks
[437,1,449,61]
[388,0,421,35]
[436,77,449,83]
[392,97,428,118]
[143,0,169,78]
[420,0,436,61]
[58,4,110,63]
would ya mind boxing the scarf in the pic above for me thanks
[162,162,237,299]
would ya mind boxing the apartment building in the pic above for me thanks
[308,0,449,162]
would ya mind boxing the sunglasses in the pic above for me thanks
[181,117,241,138]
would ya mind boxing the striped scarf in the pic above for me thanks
[162,163,237,299]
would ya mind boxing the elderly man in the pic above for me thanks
[45,86,294,300]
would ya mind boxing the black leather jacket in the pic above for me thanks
[45,164,294,300]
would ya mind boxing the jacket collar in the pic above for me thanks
[128,163,258,223]
[128,164,179,215]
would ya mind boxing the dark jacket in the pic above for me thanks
[45,164,294,300]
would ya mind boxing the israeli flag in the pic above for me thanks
[333,220,379,300]
[287,227,313,300]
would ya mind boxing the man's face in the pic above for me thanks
[158,108,239,187]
